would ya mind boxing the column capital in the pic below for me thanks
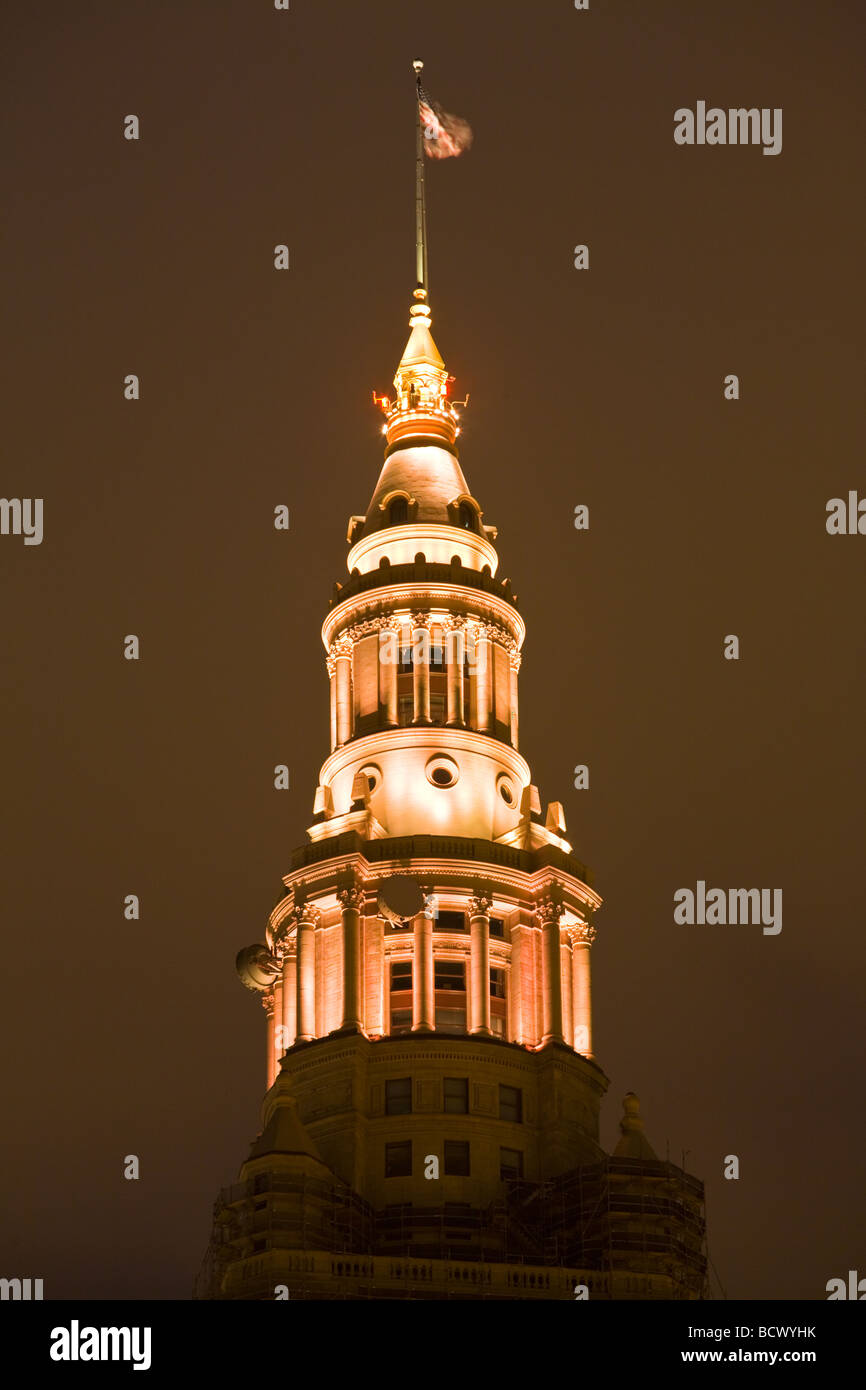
[325,652,337,678]
[410,610,431,630]
[338,883,366,912]
[571,921,598,947]
[260,991,275,1016]
[332,634,354,659]
[535,895,563,927]
[468,894,492,919]
[296,902,322,929]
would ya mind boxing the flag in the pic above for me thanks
[418,86,472,159]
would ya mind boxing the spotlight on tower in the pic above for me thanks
[235,943,281,992]
[378,874,424,925]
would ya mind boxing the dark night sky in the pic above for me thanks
[2,0,863,1299]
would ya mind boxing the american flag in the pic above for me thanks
[418,85,473,160]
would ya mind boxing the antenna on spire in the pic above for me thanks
[412,59,429,296]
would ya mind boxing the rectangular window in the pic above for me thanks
[444,1140,470,1176]
[435,1007,466,1035]
[444,1077,469,1114]
[430,643,445,668]
[397,694,413,726]
[386,1077,413,1115]
[490,967,506,999]
[499,1084,522,1123]
[434,910,465,933]
[390,961,412,992]
[491,1015,506,1037]
[390,1009,412,1035]
[434,960,466,991]
[500,1148,523,1181]
[385,1141,412,1178]
[429,693,446,725]
[398,645,413,673]
[489,917,505,939]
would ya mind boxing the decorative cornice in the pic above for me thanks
[323,583,525,652]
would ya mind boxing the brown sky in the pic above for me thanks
[1,0,864,1299]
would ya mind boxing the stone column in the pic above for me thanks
[509,920,524,1044]
[281,940,297,1050]
[411,614,431,724]
[262,991,276,1089]
[571,921,597,1057]
[475,624,492,732]
[509,649,521,749]
[364,910,384,1035]
[273,975,284,1066]
[537,896,564,1045]
[412,897,435,1032]
[469,894,493,1036]
[295,905,319,1042]
[338,883,365,1032]
[378,617,399,727]
[445,620,465,727]
[560,938,573,1054]
[327,653,337,751]
[334,635,353,746]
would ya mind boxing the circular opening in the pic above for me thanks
[499,782,514,805]
[425,754,459,789]
[359,763,382,793]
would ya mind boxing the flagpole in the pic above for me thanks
[412,59,428,295]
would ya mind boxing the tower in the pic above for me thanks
[197,72,707,1301]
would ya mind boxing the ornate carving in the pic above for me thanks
[535,896,563,927]
[338,884,366,912]
[332,635,354,659]
[325,653,337,678]
[261,991,275,1015]
[345,618,383,642]
[296,903,322,929]
[571,921,598,947]
[468,895,492,919]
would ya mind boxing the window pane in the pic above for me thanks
[444,1140,470,1176]
[489,917,505,938]
[390,1009,411,1035]
[499,1084,522,1123]
[390,961,412,991]
[385,1141,412,1178]
[490,967,506,999]
[434,910,465,933]
[499,1147,523,1180]
[435,1007,466,1035]
[444,1077,468,1113]
[386,1078,412,1115]
[434,960,466,991]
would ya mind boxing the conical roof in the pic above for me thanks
[612,1091,659,1160]
[246,1072,324,1163]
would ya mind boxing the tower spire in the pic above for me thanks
[412,59,428,297]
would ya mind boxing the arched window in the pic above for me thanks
[388,496,408,526]
[458,502,477,532]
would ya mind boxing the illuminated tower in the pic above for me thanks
[198,72,707,1300]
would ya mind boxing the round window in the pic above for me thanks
[496,773,516,806]
[359,764,382,793]
[425,754,459,789]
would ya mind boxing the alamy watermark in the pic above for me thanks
[0,498,42,545]
[674,881,782,935]
[674,103,782,157]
